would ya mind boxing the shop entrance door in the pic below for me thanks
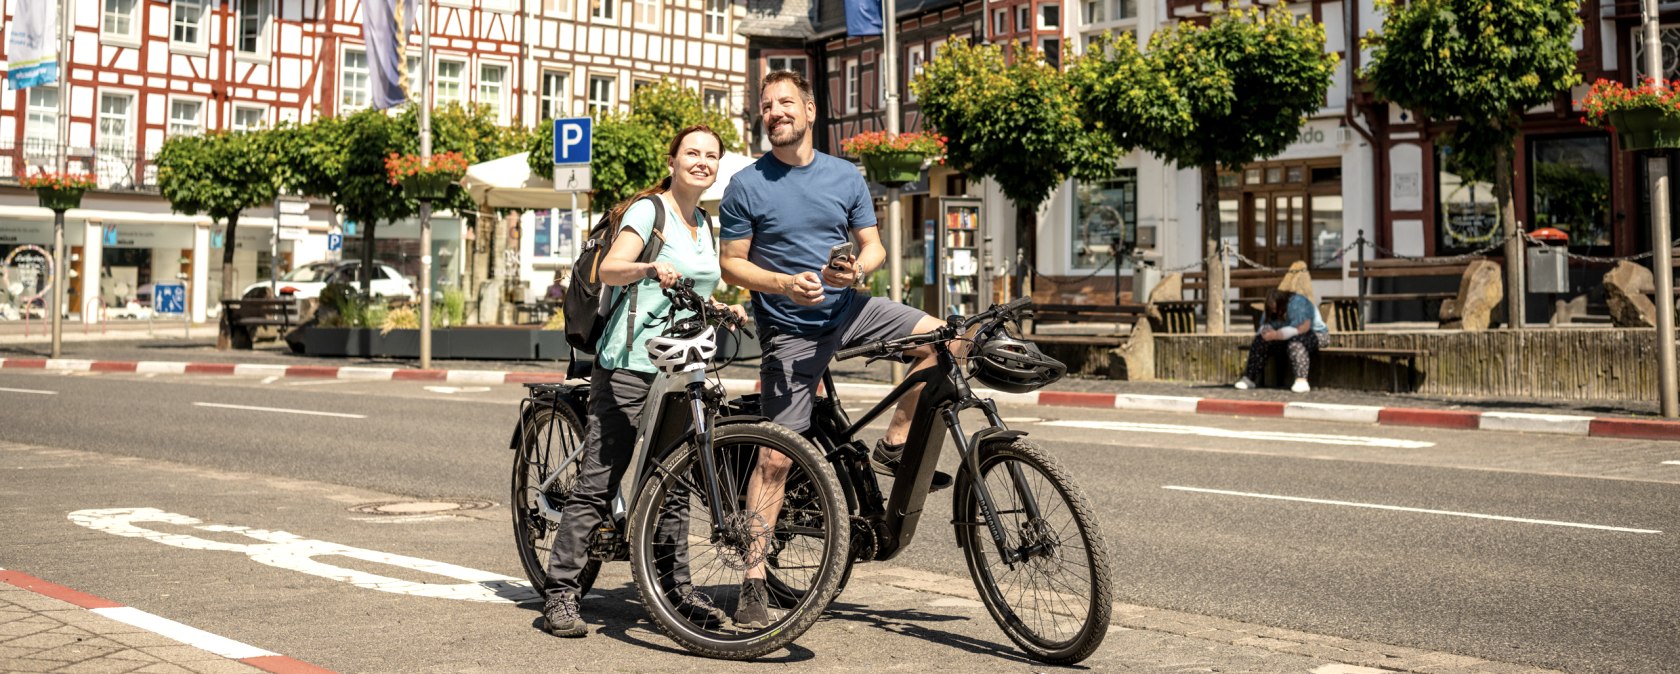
[1242,192,1310,269]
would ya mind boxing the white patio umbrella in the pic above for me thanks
[702,152,759,206]
[462,152,586,211]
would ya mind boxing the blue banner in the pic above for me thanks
[362,0,415,109]
[846,0,882,37]
[6,0,59,90]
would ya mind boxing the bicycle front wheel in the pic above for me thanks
[954,437,1112,664]
[511,402,601,598]
[628,421,847,660]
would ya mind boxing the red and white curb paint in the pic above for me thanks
[6,356,1680,442]
[0,566,334,674]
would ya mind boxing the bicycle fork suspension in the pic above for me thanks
[686,386,732,532]
[947,408,1045,566]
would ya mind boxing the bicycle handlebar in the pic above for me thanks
[834,297,1034,362]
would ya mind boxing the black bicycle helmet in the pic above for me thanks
[971,329,1067,394]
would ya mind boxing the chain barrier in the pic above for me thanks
[1363,230,1518,264]
[1517,232,1680,265]
[1226,247,1292,272]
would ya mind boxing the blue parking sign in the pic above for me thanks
[327,233,342,251]
[154,283,185,315]
[553,117,592,165]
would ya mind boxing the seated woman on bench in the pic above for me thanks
[1235,289,1328,394]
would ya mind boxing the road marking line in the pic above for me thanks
[1663,461,1680,466]
[285,378,353,387]
[192,402,366,419]
[261,376,280,384]
[0,387,56,395]
[424,385,492,394]
[1163,486,1663,534]
[91,606,276,659]
[1043,420,1435,449]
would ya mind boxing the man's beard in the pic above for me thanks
[768,119,807,148]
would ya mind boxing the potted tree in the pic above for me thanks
[841,131,947,187]
[21,170,97,211]
[1581,77,1680,152]
[384,150,468,200]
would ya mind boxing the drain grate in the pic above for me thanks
[349,499,496,516]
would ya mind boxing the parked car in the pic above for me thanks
[241,261,415,300]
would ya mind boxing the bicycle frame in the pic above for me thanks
[811,333,1044,565]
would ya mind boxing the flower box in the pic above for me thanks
[20,171,96,211]
[1579,78,1680,152]
[841,131,947,187]
[861,152,927,187]
[1607,108,1680,152]
[385,151,468,200]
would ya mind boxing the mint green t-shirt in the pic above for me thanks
[595,196,721,374]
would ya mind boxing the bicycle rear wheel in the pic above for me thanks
[629,422,847,660]
[954,437,1112,664]
[511,402,601,598]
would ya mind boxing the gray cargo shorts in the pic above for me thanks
[759,294,929,433]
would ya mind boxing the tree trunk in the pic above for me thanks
[1201,163,1227,334]
[216,213,239,350]
[1494,141,1524,328]
[360,220,377,296]
[1016,201,1038,299]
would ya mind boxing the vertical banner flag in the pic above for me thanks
[845,0,882,37]
[362,0,416,109]
[6,0,59,89]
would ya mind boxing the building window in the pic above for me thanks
[232,106,266,131]
[1042,38,1061,69]
[705,0,727,35]
[588,75,615,114]
[98,93,133,151]
[844,59,859,114]
[1017,7,1029,34]
[103,0,137,38]
[634,0,657,25]
[436,60,466,106]
[1040,4,1060,29]
[994,9,1008,36]
[169,99,204,137]
[342,49,370,111]
[1529,134,1612,248]
[540,71,570,119]
[237,0,268,54]
[1309,172,1345,268]
[1084,0,1103,24]
[703,87,728,112]
[767,55,807,77]
[24,88,58,152]
[592,0,614,21]
[1111,0,1135,20]
[1072,169,1137,269]
[172,0,206,46]
[542,0,569,16]
[1437,145,1499,253]
[479,63,507,121]
[906,44,925,102]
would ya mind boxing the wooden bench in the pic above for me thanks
[1031,302,1148,326]
[1342,256,1488,326]
[220,298,301,349]
[1231,341,1428,392]
[1320,292,1457,331]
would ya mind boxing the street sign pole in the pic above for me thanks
[50,209,64,359]
[883,0,904,385]
[419,0,435,369]
[1646,0,1678,418]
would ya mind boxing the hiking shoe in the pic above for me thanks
[1291,378,1311,394]
[672,584,727,627]
[542,590,587,638]
[733,578,772,629]
[870,440,953,491]
[1234,376,1255,390]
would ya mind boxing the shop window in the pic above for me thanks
[1436,145,1500,252]
[1072,169,1138,269]
[1311,195,1344,268]
[1529,134,1612,248]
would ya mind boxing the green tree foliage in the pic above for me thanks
[1075,5,1338,244]
[155,130,278,347]
[529,79,738,208]
[1363,0,1581,321]
[912,39,1117,268]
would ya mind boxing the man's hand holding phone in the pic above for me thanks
[783,271,825,306]
[822,241,859,288]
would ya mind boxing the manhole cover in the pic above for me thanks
[349,499,495,515]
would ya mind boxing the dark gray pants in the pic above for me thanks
[546,366,692,597]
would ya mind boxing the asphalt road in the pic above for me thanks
[2,368,1676,673]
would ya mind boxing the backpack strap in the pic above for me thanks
[624,194,667,348]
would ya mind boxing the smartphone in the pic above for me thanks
[827,241,855,271]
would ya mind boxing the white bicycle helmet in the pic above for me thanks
[645,326,718,373]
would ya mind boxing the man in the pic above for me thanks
[718,70,950,628]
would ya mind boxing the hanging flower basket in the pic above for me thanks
[20,171,96,212]
[385,151,468,200]
[1579,78,1680,152]
[842,131,947,187]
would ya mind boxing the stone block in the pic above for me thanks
[1113,317,1155,381]
[1439,259,1503,331]
[1603,260,1658,328]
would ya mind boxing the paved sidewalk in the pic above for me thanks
[0,568,329,674]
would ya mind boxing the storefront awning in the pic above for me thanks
[0,204,213,227]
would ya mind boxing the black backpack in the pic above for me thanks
[562,194,681,354]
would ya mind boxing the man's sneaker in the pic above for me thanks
[542,590,587,638]
[671,584,727,627]
[870,440,953,491]
[733,578,772,629]
[1234,376,1256,390]
[1291,378,1311,393]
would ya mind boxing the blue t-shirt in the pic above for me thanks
[719,151,877,336]
[1264,293,1328,335]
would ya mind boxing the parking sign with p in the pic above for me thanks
[554,118,592,165]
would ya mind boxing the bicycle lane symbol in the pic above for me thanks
[68,508,540,604]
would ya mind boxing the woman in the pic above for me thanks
[542,124,745,638]
[1234,288,1329,394]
